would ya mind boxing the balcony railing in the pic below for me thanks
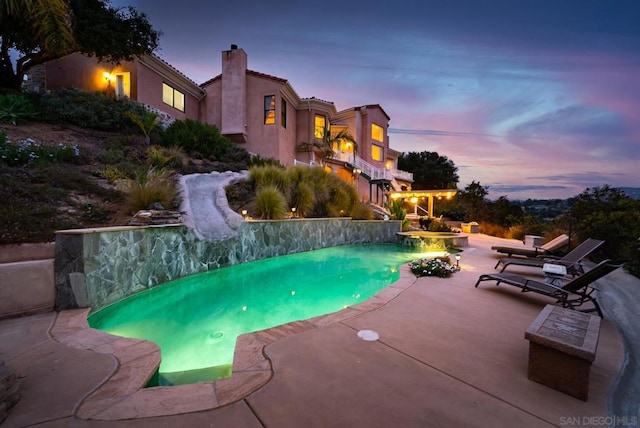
[349,155,413,183]
[295,153,413,183]
[393,169,413,181]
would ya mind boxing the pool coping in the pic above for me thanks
[50,266,419,421]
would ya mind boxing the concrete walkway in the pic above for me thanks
[1,234,638,427]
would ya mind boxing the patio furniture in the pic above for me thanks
[474,259,623,317]
[494,238,605,274]
[490,234,570,258]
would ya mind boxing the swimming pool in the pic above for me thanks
[88,244,425,385]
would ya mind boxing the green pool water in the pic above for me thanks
[88,244,428,385]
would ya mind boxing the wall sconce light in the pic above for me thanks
[241,209,247,219]
[455,254,461,268]
[102,72,113,81]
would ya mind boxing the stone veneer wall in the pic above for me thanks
[55,219,401,312]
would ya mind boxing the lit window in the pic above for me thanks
[162,83,185,112]
[162,84,172,105]
[372,123,384,142]
[174,91,185,112]
[371,144,383,161]
[264,95,276,124]
[314,115,326,138]
[338,139,353,154]
[281,99,287,128]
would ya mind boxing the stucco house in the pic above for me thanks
[28,52,204,123]
[30,44,413,206]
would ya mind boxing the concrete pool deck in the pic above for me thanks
[1,233,639,427]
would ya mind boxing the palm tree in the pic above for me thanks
[1,0,73,52]
[125,109,160,145]
[317,128,357,166]
[0,0,74,89]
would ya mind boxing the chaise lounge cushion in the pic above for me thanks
[495,238,605,274]
[491,234,570,258]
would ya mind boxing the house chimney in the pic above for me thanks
[221,46,247,141]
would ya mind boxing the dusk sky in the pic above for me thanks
[116,0,639,199]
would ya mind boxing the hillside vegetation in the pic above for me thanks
[0,90,374,245]
[0,90,250,245]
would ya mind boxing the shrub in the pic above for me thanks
[350,201,374,220]
[146,145,169,168]
[249,155,283,168]
[285,166,370,218]
[38,89,145,132]
[124,168,178,213]
[249,165,290,193]
[290,181,315,217]
[0,93,40,124]
[124,109,159,145]
[254,185,287,219]
[326,185,354,217]
[428,221,453,232]
[388,198,412,230]
[304,167,331,213]
[0,135,81,166]
[203,145,252,173]
[477,222,509,238]
[239,164,373,220]
[145,145,187,169]
[103,166,129,183]
[161,119,234,159]
[223,146,251,165]
[389,199,406,220]
[98,136,146,166]
[81,201,109,222]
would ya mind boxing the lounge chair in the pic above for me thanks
[475,259,623,317]
[494,238,605,274]
[490,234,570,258]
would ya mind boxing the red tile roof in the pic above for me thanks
[200,69,288,87]
[301,96,335,105]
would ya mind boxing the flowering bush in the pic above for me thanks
[0,134,80,166]
[409,256,458,278]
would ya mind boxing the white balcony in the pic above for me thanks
[351,155,413,183]
[296,152,413,183]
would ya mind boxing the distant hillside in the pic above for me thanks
[511,188,640,221]
[620,187,640,199]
